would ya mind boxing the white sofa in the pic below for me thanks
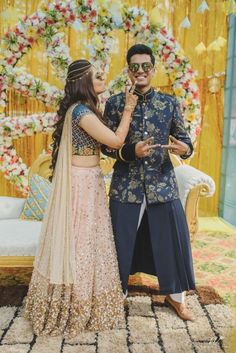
[0,154,215,272]
[0,197,41,258]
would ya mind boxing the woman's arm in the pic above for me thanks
[80,89,137,149]
[79,108,132,149]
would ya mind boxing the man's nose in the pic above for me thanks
[137,65,144,73]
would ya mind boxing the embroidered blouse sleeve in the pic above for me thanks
[72,104,93,125]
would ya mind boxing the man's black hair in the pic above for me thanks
[126,44,155,66]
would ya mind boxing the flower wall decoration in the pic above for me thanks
[0,0,201,194]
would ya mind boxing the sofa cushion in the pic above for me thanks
[0,197,26,220]
[20,174,51,221]
[0,219,41,256]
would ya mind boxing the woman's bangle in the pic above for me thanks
[124,105,134,112]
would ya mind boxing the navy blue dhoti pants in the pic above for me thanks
[109,198,195,295]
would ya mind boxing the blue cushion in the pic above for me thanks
[20,174,51,221]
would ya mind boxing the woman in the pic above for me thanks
[25,59,137,337]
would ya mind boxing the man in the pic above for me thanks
[102,44,195,321]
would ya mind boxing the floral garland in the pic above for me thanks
[0,0,201,194]
[7,67,62,106]
[0,113,57,193]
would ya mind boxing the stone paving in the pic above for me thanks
[0,292,234,353]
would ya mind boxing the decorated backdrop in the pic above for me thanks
[0,0,234,216]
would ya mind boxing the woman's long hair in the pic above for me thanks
[50,60,102,180]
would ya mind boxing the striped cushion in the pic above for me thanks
[20,174,51,221]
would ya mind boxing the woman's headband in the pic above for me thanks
[66,62,92,82]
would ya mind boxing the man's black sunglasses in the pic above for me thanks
[128,62,154,73]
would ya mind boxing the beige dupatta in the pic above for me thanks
[33,105,76,285]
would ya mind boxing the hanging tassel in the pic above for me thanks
[195,42,207,55]
[197,1,210,13]
[0,6,19,26]
[180,16,191,28]
[227,0,236,15]
[215,36,227,48]
[207,40,221,52]
[207,36,227,52]
[150,7,165,26]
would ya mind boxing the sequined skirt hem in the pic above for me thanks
[24,271,124,338]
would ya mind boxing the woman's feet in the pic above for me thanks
[165,295,194,321]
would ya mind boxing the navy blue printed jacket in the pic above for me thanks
[101,88,193,204]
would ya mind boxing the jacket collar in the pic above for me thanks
[133,87,155,102]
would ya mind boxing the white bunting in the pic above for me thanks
[197,0,210,13]
[180,16,191,28]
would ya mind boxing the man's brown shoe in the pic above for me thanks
[165,295,194,321]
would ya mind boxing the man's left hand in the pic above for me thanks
[161,135,190,156]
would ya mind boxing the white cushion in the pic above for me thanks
[0,197,26,219]
[0,219,41,256]
[174,165,215,209]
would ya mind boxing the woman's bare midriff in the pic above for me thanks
[72,155,100,167]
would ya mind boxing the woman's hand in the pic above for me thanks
[124,81,138,114]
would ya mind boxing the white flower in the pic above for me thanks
[10,149,16,156]
[5,155,11,163]
[12,168,20,176]
[32,18,40,26]
[1,92,7,99]
[4,138,12,147]
[22,177,29,186]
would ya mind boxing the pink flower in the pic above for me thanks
[183,81,190,89]
[175,58,181,65]
[69,13,75,22]
[125,21,131,30]
[19,44,25,52]
[46,18,54,25]
[28,37,35,45]
[89,23,95,30]
[160,28,167,36]
[7,56,16,65]
[80,14,87,22]
[163,54,169,61]
[12,156,18,163]
[90,9,97,18]
[15,27,22,36]
[55,4,61,11]
[195,127,201,135]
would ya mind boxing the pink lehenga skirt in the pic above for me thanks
[25,165,124,337]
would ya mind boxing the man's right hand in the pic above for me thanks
[135,137,160,158]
